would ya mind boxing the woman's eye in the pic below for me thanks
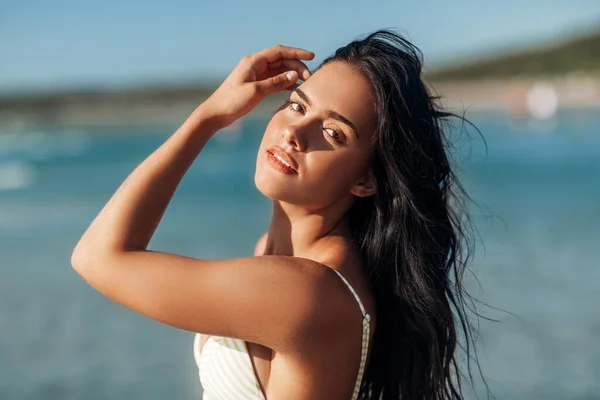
[325,128,342,142]
[289,101,304,113]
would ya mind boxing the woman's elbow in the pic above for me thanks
[71,242,107,276]
[71,243,92,275]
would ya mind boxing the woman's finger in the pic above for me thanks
[254,70,299,95]
[268,59,311,81]
[265,66,290,77]
[256,45,315,63]
[268,60,283,68]
[258,65,301,91]
[263,67,302,90]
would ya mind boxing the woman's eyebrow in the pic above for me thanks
[327,110,359,139]
[293,88,359,139]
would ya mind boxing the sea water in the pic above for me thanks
[0,111,598,399]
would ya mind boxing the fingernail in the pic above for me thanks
[286,71,297,81]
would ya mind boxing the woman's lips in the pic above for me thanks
[266,150,297,174]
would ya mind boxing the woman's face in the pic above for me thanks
[255,61,377,209]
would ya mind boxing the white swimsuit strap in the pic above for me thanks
[332,269,371,400]
[332,269,369,318]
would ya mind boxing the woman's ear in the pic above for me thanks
[350,170,377,198]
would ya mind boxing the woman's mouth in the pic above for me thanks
[266,149,297,174]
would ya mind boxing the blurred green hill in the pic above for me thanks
[428,26,600,81]
[2,26,600,127]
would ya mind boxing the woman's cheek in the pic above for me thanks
[311,157,353,188]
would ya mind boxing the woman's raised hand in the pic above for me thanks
[202,45,314,127]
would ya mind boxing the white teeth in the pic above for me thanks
[273,153,292,168]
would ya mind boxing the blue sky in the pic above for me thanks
[1,0,599,93]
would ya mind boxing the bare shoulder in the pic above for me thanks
[265,258,376,398]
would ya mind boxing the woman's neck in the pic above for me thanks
[264,200,353,259]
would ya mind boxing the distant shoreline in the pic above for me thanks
[431,76,600,114]
[1,76,599,130]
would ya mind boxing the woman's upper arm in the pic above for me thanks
[71,249,335,352]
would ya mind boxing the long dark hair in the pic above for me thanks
[320,30,484,399]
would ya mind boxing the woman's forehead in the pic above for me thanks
[298,62,377,138]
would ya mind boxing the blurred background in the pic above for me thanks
[1,1,599,399]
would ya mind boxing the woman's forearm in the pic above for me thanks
[72,105,224,259]
[72,45,312,264]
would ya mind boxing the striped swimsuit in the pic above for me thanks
[193,269,371,399]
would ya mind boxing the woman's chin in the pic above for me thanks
[254,173,283,200]
[254,173,300,203]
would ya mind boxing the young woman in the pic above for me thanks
[72,30,480,399]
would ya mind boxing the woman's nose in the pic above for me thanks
[283,123,306,151]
